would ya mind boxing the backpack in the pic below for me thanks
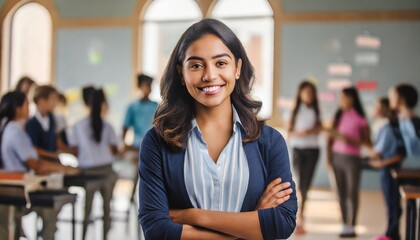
[390,116,420,157]
[412,116,420,138]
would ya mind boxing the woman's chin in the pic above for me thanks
[196,98,230,109]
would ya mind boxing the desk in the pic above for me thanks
[64,174,104,192]
[401,185,420,240]
[392,168,420,179]
[392,168,420,185]
[0,186,77,240]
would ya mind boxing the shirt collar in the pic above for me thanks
[35,111,50,131]
[190,105,245,135]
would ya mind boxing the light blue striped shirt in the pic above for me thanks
[184,107,249,212]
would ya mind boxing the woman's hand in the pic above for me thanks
[64,166,80,176]
[369,159,385,169]
[255,178,292,210]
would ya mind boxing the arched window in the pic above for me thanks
[141,0,202,101]
[1,2,52,91]
[212,0,274,118]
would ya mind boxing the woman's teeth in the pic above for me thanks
[202,86,220,92]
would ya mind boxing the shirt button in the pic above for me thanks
[214,180,219,186]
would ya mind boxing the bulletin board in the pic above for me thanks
[279,21,420,124]
[55,27,133,132]
[279,21,420,189]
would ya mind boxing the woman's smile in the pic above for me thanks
[197,84,226,95]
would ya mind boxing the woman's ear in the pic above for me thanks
[235,59,242,80]
[176,65,185,85]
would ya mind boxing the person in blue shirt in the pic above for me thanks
[69,88,120,240]
[366,98,404,240]
[0,91,78,240]
[138,19,297,240]
[389,84,420,157]
[122,74,158,149]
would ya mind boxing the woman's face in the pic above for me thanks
[300,86,314,105]
[46,93,59,112]
[20,82,31,95]
[340,93,353,110]
[16,99,30,120]
[389,88,399,110]
[181,34,242,109]
[372,99,383,118]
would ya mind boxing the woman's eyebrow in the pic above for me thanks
[212,53,232,59]
[185,53,232,62]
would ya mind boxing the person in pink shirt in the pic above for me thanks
[326,87,371,238]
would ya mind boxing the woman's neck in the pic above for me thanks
[195,99,233,130]
[398,106,415,119]
[37,109,48,117]
[302,102,312,108]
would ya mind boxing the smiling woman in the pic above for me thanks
[138,19,297,240]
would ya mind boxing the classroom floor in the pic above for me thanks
[19,182,399,240]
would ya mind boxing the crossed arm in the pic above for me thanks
[170,179,293,240]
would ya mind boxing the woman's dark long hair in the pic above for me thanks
[0,91,27,168]
[154,18,262,150]
[333,87,366,128]
[289,81,320,132]
[89,89,107,143]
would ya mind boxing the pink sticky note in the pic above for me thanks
[327,63,352,76]
[355,35,381,49]
[327,79,352,90]
[356,80,378,91]
[318,91,336,102]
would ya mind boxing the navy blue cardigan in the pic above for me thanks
[26,113,57,152]
[138,125,297,240]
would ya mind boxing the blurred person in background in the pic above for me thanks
[365,97,404,240]
[68,88,120,240]
[288,80,321,235]
[389,84,420,157]
[122,74,158,150]
[15,76,36,95]
[0,91,78,240]
[326,87,371,238]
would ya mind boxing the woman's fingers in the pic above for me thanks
[270,188,293,205]
[263,178,282,195]
[275,195,291,205]
[265,182,291,199]
[258,181,292,209]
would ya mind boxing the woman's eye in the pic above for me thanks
[217,61,227,67]
[190,63,202,69]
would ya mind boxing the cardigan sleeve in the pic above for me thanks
[257,126,297,239]
[138,129,183,240]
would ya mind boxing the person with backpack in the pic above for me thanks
[389,84,420,157]
[366,97,405,240]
